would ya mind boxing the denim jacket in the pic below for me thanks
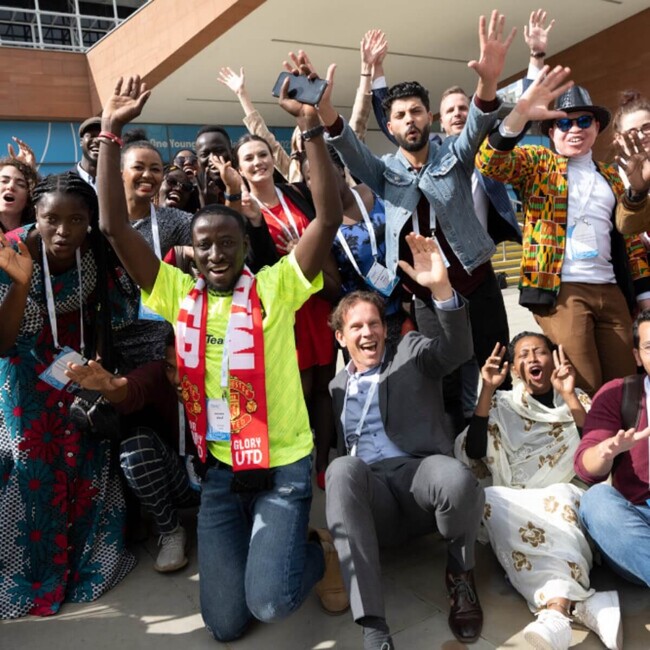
[325,99,501,275]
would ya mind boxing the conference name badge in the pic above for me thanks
[39,346,86,390]
[365,261,399,297]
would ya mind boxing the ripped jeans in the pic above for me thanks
[197,454,324,642]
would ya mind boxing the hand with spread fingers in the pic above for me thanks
[550,344,576,397]
[398,232,453,301]
[65,359,128,401]
[598,426,650,462]
[217,66,246,96]
[480,342,510,391]
[0,233,32,287]
[616,130,650,195]
[468,10,517,92]
[505,64,574,129]
[102,76,152,131]
[524,8,554,55]
[7,137,37,170]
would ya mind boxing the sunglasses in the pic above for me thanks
[165,177,194,192]
[174,155,198,165]
[554,115,594,132]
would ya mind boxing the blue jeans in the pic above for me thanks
[579,483,650,587]
[197,455,325,642]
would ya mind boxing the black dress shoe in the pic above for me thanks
[445,568,483,643]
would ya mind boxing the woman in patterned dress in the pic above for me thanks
[0,173,136,619]
[456,332,622,650]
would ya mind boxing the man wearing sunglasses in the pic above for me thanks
[476,70,650,397]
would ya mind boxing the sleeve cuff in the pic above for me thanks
[371,76,387,90]
[433,290,461,311]
[324,115,345,137]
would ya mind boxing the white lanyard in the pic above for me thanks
[178,402,186,457]
[411,204,436,235]
[571,164,596,226]
[41,241,85,353]
[149,203,162,259]
[342,372,380,456]
[252,187,301,240]
[335,189,379,278]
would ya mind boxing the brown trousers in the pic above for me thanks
[534,282,636,395]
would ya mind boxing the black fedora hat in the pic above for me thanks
[541,86,611,135]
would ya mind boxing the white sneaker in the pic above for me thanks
[573,591,623,650]
[154,525,188,573]
[523,608,572,650]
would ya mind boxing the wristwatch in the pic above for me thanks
[301,124,325,141]
[626,188,648,204]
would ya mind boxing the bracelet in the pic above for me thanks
[223,192,242,201]
[531,51,546,58]
[98,131,124,148]
[301,124,325,141]
[360,73,371,77]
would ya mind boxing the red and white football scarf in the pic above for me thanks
[176,267,269,473]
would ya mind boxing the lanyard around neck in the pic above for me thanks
[252,187,300,240]
[149,203,162,259]
[41,240,85,353]
[411,204,436,236]
[336,189,379,279]
[342,371,380,455]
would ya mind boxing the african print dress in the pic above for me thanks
[0,225,137,619]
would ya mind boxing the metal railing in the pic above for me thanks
[0,1,147,52]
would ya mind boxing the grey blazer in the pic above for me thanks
[330,299,473,458]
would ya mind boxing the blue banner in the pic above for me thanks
[0,120,296,175]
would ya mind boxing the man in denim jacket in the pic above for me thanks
[320,12,516,432]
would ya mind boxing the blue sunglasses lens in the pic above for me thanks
[555,115,594,132]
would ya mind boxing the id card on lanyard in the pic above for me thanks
[336,189,398,297]
[38,241,87,388]
[411,206,451,268]
[139,204,166,321]
[206,320,232,442]
[252,187,301,240]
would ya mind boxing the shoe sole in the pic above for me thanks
[523,629,557,650]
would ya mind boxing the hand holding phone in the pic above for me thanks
[271,71,328,106]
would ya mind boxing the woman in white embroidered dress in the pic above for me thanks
[456,331,622,650]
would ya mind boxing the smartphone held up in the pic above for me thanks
[271,71,328,106]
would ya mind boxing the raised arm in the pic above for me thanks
[218,66,292,180]
[0,233,32,355]
[350,30,388,142]
[97,76,160,293]
[280,52,342,281]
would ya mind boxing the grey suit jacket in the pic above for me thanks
[330,299,473,458]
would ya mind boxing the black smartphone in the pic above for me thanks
[271,71,328,106]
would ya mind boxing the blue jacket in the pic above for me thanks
[371,86,521,245]
[325,99,500,276]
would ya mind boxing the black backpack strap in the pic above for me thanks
[620,374,645,431]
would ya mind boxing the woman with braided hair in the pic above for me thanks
[0,172,137,619]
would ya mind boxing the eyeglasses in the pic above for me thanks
[165,177,194,192]
[621,122,650,138]
[174,155,197,165]
[554,115,594,132]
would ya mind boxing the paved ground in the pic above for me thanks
[3,290,649,649]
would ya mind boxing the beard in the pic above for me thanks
[394,123,430,152]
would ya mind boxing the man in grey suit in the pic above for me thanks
[326,233,484,649]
